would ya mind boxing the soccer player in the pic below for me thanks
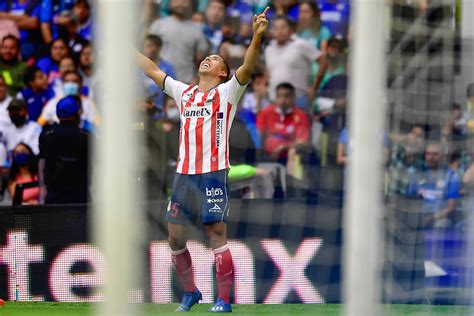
[136,7,270,313]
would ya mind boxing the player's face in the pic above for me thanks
[199,55,227,81]
[1,38,20,61]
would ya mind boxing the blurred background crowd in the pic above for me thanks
[0,0,472,229]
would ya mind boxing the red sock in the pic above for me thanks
[171,248,196,293]
[214,245,233,304]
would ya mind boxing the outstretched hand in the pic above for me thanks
[253,6,270,37]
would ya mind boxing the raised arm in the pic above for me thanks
[135,49,167,90]
[235,7,269,85]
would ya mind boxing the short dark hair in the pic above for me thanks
[328,36,347,52]
[2,34,20,48]
[273,15,295,30]
[452,102,462,110]
[412,123,425,130]
[220,55,231,82]
[23,66,42,86]
[74,0,90,9]
[145,34,162,48]
[450,150,462,163]
[276,82,295,94]
[467,82,474,97]
[63,70,83,84]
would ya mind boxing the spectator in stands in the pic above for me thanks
[39,95,91,204]
[388,124,426,195]
[336,127,348,165]
[1,98,41,156]
[0,0,43,60]
[442,103,468,141]
[50,55,76,96]
[310,36,347,104]
[203,0,226,53]
[0,35,27,96]
[240,71,270,114]
[17,65,55,121]
[72,0,93,41]
[463,82,474,134]
[38,70,99,131]
[217,37,245,73]
[407,143,462,228]
[7,142,39,205]
[155,97,181,191]
[0,75,13,125]
[297,0,331,53]
[226,0,253,42]
[40,0,76,41]
[36,38,70,83]
[267,0,299,22]
[264,16,321,108]
[63,19,89,61]
[78,42,96,98]
[257,82,311,161]
[141,35,176,112]
[148,0,209,83]
[229,114,274,199]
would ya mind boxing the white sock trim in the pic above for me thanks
[171,247,188,256]
[213,244,229,255]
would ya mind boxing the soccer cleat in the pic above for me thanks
[175,289,202,312]
[208,298,232,313]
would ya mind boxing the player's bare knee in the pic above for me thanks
[168,236,186,251]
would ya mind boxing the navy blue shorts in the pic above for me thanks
[166,170,230,225]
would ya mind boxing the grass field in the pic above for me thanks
[0,302,473,316]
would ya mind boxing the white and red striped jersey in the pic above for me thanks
[163,75,248,174]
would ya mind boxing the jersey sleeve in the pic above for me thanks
[219,75,249,107]
[163,76,189,110]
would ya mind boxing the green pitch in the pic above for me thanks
[0,302,473,316]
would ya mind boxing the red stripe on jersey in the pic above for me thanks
[180,84,196,113]
[181,87,198,174]
[210,90,221,172]
[194,91,209,174]
[177,85,197,167]
[225,102,232,169]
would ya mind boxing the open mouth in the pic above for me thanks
[202,63,210,69]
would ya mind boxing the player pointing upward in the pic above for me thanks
[136,7,270,313]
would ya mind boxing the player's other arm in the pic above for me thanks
[135,49,167,90]
[235,7,269,85]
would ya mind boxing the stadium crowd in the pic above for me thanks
[0,0,472,228]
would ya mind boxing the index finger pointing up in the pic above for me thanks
[262,6,270,16]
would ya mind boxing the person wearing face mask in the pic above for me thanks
[39,95,91,204]
[1,99,41,158]
[37,70,99,132]
[7,142,40,205]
